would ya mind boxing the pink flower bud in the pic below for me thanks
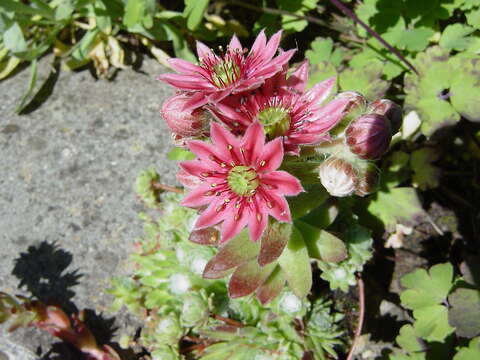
[346,114,391,160]
[319,157,357,197]
[330,91,367,135]
[160,93,209,138]
[368,99,402,134]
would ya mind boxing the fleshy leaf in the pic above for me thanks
[167,147,196,161]
[228,259,276,298]
[189,227,219,245]
[295,221,347,263]
[258,222,291,267]
[203,230,260,277]
[287,184,329,219]
[278,225,312,298]
[256,266,286,304]
[448,288,480,338]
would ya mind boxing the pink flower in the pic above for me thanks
[179,122,303,243]
[210,61,351,155]
[157,30,295,111]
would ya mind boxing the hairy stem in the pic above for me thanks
[151,181,184,194]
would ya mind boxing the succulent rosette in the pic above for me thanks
[211,61,352,155]
[157,30,295,111]
[179,121,303,243]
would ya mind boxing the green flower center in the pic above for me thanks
[211,60,240,88]
[227,166,259,196]
[258,107,291,139]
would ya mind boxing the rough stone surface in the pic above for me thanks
[0,58,176,359]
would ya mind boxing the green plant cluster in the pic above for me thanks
[109,170,363,359]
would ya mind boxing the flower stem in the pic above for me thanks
[327,0,418,74]
[151,181,184,194]
[346,274,365,360]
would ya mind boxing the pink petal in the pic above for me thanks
[210,122,242,159]
[157,74,212,91]
[228,35,242,51]
[213,102,249,124]
[220,210,249,244]
[195,198,229,229]
[303,76,336,105]
[196,41,214,60]
[249,30,267,60]
[267,192,292,223]
[308,96,350,132]
[261,30,282,61]
[240,122,265,166]
[180,160,211,178]
[287,61,309,92]
[187,140,226,168]
[168,58,206,76]
[247,198,268,242]
[261,171,303,196]
[182,92,209,111]
[257,137,283,172]
[181,184,215,208]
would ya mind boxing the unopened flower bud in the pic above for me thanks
[368,99,402,134]
[319,157,357,197]
[346,114,391,160]
[161,93,209,138]
[330,91,367,135]
[355,162,380,197]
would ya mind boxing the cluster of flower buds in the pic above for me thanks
[158,30,401,242]
[317,93,401,197]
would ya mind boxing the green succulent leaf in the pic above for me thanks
[278,225,312,298]
[448,288,480,338]
[228,259,276,298]
[167,147,196,161]
[184,0,209,31]
[295,221,347,263]
[256,266,286,304]
[203,230,260,277]
[258,221,291,266]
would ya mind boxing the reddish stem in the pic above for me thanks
[212,314,245,328]
[346,275,365,360]
[151,181,183,194]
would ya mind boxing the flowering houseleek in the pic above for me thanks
[157,30,295,111]
[212,62,351,154]
[179,122,303,243]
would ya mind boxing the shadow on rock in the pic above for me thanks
[12,241,82,314]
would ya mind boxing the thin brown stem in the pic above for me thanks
[151,181,183,194]
[228,0,329,27]
[346,275,365,360]
[327,0,418,75]
[211,314,245,328]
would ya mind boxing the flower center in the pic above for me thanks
[227,166,259,196]
[211,59,240,88]
[258,107,291,139]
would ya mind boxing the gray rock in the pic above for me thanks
[0,58,177,358]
